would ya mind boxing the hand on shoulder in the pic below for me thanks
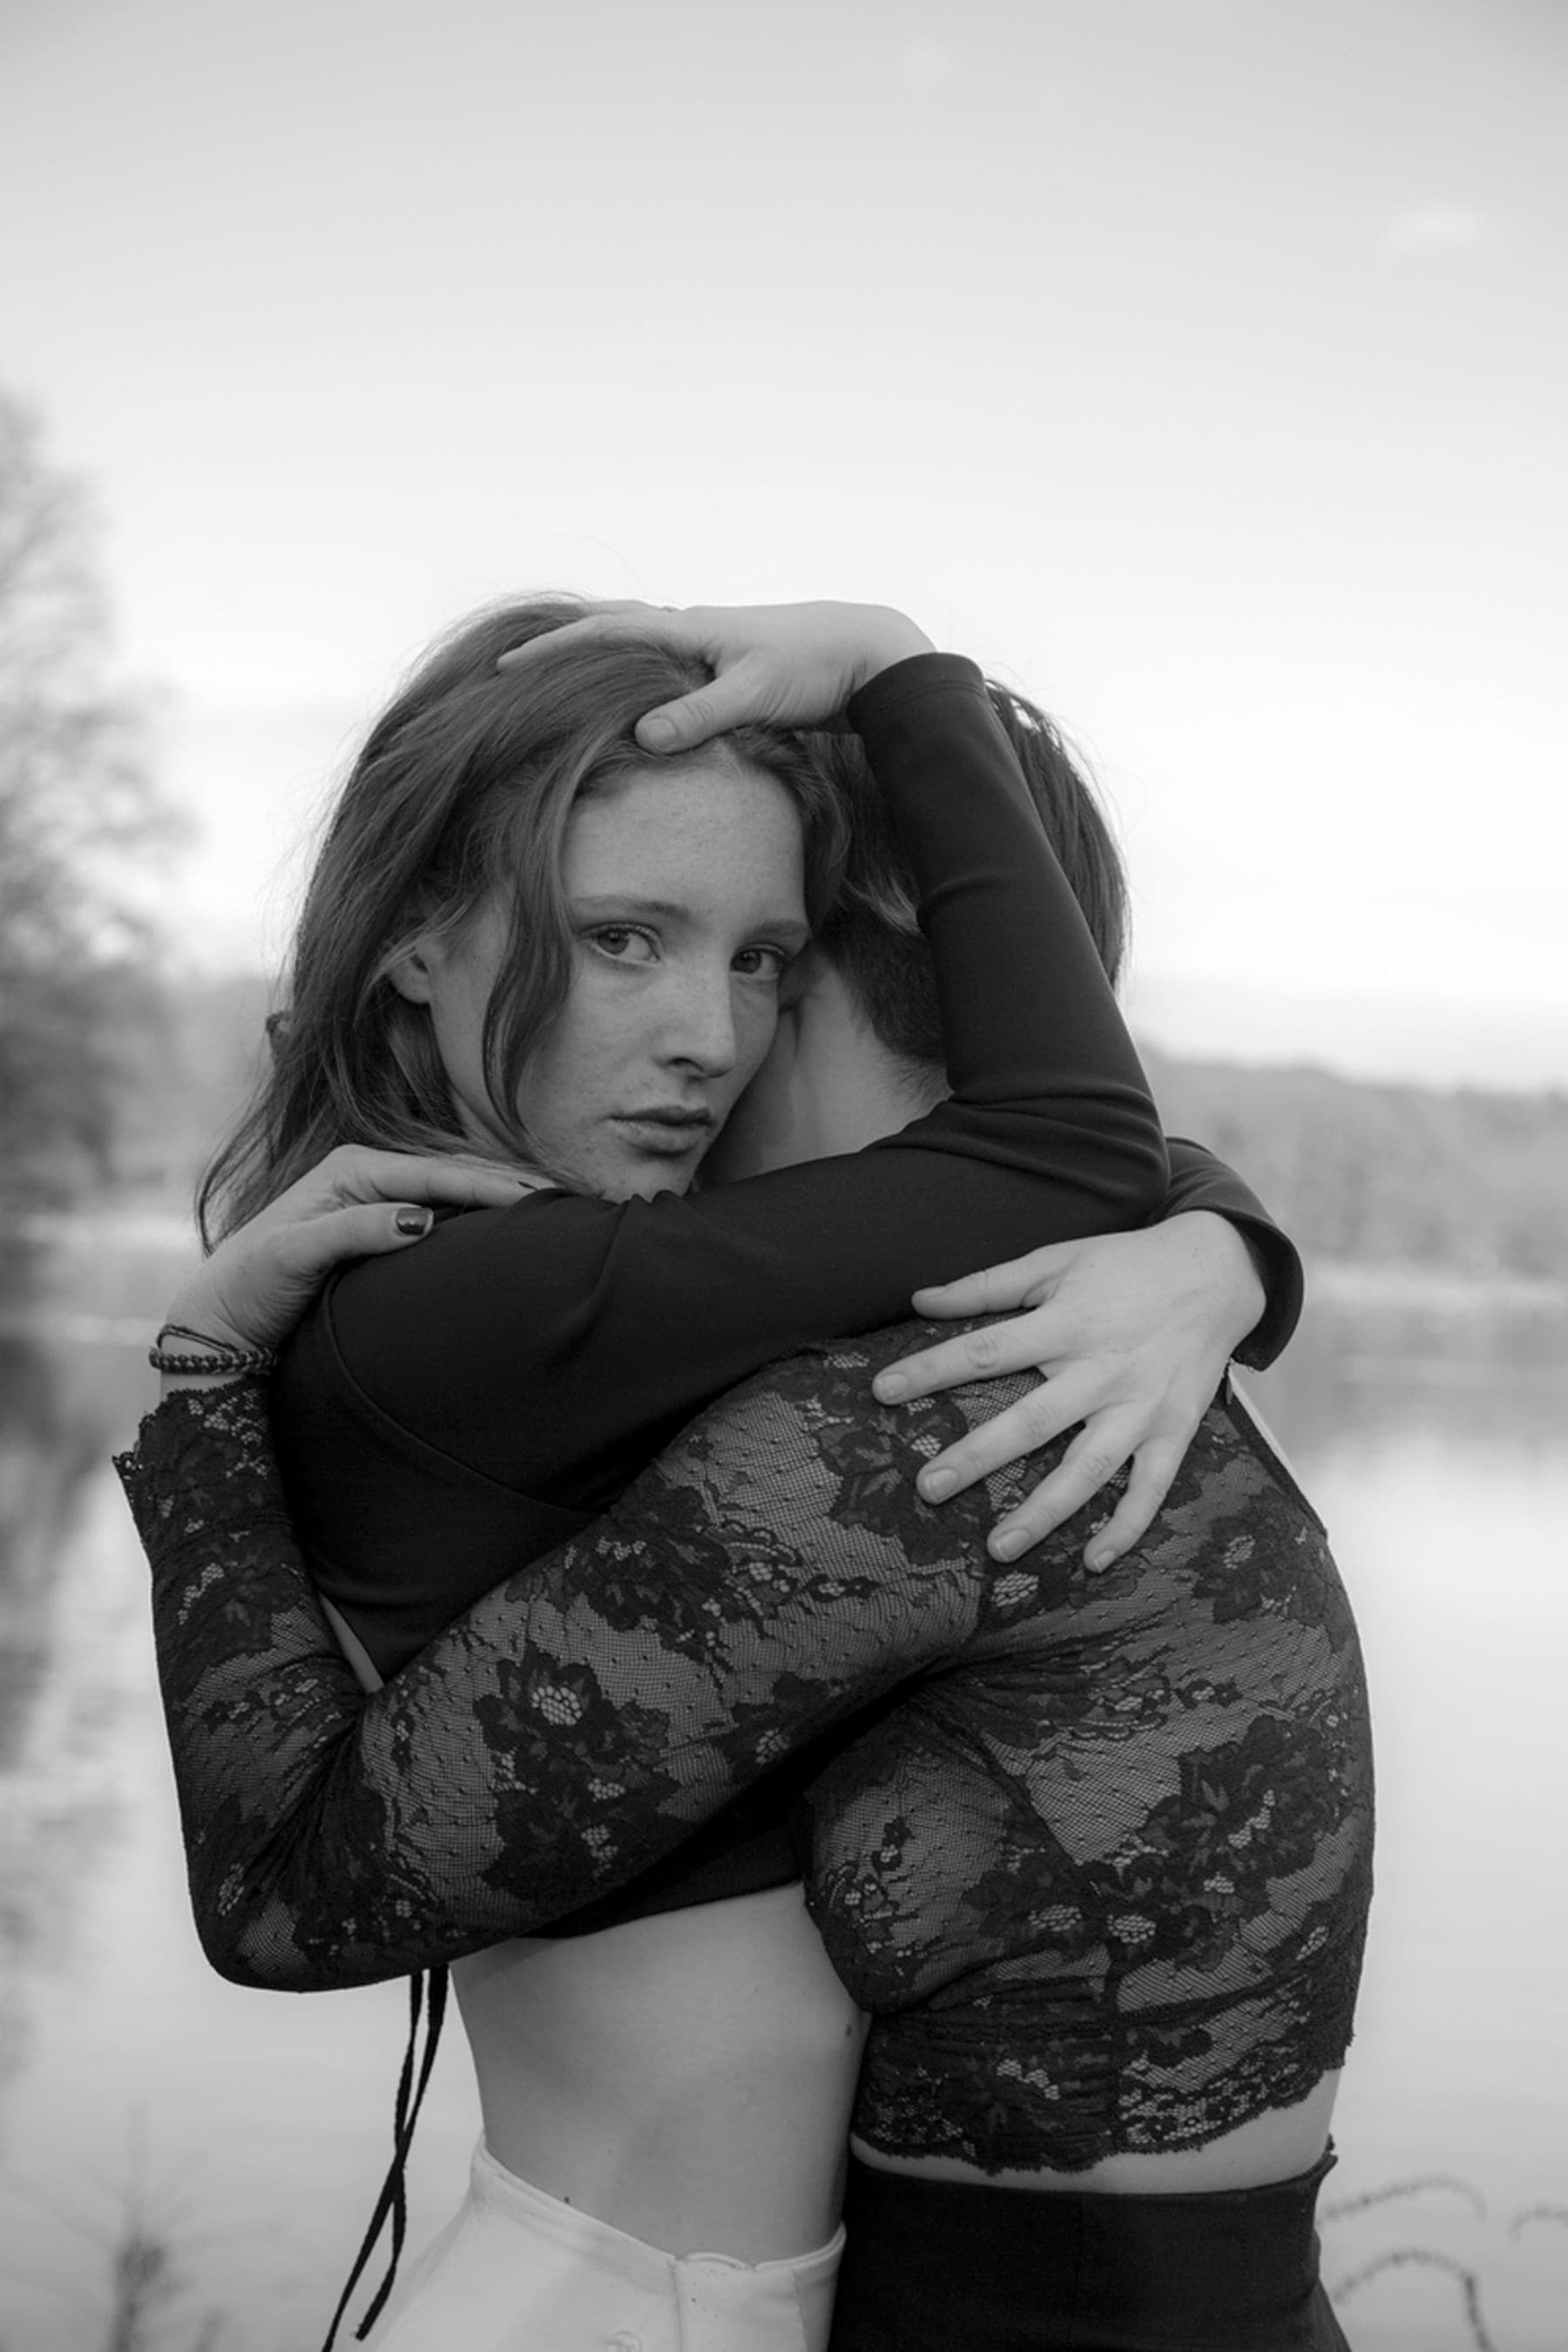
[159,1146,541,1375]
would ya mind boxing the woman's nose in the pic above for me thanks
[665,968,740,1074]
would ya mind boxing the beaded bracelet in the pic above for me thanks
[149,1321,278,1376]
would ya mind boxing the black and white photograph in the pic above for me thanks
[1,4,1564,2348]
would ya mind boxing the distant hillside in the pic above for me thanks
[1143,1045,1568,1280]
[103,974,1568,1280]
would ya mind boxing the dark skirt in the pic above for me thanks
[828,2148,1351,2352]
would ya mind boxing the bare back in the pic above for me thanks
[454,1892,866,2261]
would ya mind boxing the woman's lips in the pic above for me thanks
[610,1111,718,1155]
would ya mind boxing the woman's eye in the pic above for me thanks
[732,945,792,981]
[586,926,658,963]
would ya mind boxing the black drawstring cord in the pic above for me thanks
[319,1965,450,2350]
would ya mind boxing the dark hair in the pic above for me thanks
[199,598,848,1243]
[818,679,1130,1071]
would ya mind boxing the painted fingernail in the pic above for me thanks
[873,1372,909,1401]
[920,1467,957,1502]
[395,1206,434,1236]
[990,1526,1028,1561]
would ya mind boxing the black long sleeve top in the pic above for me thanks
[274,653,1170,1678]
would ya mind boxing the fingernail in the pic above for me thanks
[395,1206,434,1236]
[1085,1544,1114,1572]
[639,714,676,751]
[990,1526,1028,1562]
[919,1467,957,1503]
[873,1372,909,1401]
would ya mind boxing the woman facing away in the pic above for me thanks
[118,603,1369,2351]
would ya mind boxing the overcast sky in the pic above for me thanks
[3,0,1565,1086]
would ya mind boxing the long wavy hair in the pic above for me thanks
[199,598,848,1244]
[819,679,1131,1071]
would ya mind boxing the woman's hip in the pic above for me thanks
[361,2140,845,2352]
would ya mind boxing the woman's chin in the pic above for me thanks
[618,1166,700,1201]
[591,1143,708,1203]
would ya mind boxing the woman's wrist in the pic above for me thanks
[158,1288,254,1353]
[850,606,936,688]
[150,1312,276,1392]
[1166,1210,1267,1356]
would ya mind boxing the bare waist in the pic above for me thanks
[450,1886,867,2262]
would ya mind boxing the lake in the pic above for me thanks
[1,1221,1565,2352]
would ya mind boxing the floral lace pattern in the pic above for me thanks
[117,1331,1372,2171]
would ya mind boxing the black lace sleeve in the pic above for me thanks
[117,1343,1372,2169]
[118,1372,983,1989]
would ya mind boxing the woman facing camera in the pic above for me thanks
[119,603,1366,2351]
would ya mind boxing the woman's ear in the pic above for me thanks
[387,940,439,1006]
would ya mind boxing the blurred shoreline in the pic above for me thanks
[1312,1260,1568,1314]
[10,1207,1568,1320]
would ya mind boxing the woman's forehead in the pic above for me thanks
[565,754,807,892]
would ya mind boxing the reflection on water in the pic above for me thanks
[0,1230,1565,2349]
[1248,1266,1568,1469]
[0,1304,132,2101]
[1247,1270,1568,2350]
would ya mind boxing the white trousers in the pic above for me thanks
[361,2142,845,2352]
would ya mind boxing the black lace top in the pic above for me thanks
[118,1339,1372,2172]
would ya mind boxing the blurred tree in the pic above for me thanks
[0,392,180,1205]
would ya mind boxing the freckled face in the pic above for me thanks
[405,753,811,1200]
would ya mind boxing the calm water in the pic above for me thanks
[1,1223,1565,2352]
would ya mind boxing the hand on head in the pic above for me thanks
[497,601,933,751]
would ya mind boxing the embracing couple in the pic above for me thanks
[119,598,1370,2350]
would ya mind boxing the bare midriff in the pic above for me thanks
[851,2069,1341,2193]
[454,1888,1338,2264]
[328,1603,862,2261]
[453,1883,868,2263]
